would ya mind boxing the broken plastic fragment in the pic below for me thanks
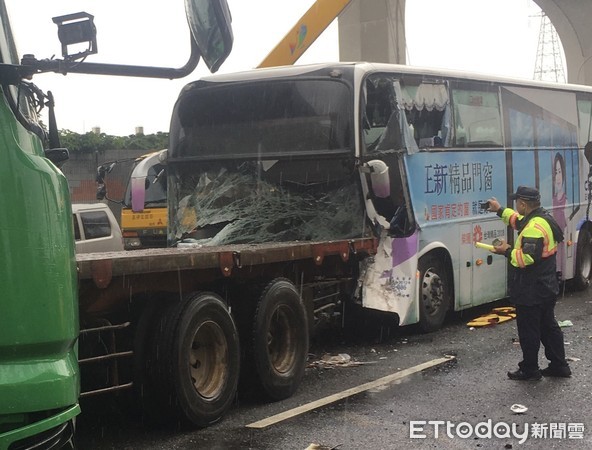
[510,404,528,414]
[323,353,351,364]
[304,444,334,450]
[308,353,375,369]
[557,320,573,327]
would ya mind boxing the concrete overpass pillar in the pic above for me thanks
[337,0,592,86]
[533,0,592,85]
[338,0,406,64]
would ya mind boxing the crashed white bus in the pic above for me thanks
[167,62,592,332]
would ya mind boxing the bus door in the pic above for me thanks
[458,220,507,307]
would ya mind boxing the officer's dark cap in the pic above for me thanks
[509,186,540,202]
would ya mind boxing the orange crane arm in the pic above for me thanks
[257,0,352,68]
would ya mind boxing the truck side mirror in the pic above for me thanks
[44,148,69,168]
[186,0,234,73]
[95,162,116,200]
[21,0,233,79]
[96,183,106,200]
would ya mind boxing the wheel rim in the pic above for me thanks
[189,320,228,399]
[421,267,444,317]
[267,304,296,374]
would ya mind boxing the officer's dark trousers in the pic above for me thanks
[515,301,567,373]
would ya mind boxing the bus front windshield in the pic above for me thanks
[167,78,366,246]
[170,79,352,160]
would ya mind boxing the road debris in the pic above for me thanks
[308,353,376,369]
[467,306,516,327]
[304,444,341,450]
[510,404,528,414]
[558,320,573,327]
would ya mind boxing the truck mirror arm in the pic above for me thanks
[19,36,202,80]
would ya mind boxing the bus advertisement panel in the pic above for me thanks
[359,64,591,331]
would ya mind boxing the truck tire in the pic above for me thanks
[574,227,592,290]
[417,255,451,333]
[252,278,308,401]
[151,292,240,427]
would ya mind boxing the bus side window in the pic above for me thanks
[364,77,396,151]
[366,78,393,127]
[405,108,446,147]
[400,82,450,148]
[452,87,503,147]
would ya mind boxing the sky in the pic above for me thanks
[4,0,548,136]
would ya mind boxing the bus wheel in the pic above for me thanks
[574,227,592,290]
[151,292,240,427]
[417,255,451,333]
[252,278,308,401]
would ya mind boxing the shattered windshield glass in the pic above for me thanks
[167,75,367,246]
[169,159,367,245]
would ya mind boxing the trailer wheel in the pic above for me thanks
[417,255,451,333]
[574,227,592,290]
[252,278,308,401]
[152,292,240,427]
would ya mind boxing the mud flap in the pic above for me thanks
[361,231,420,326]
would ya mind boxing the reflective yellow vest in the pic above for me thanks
[500,208,559,268]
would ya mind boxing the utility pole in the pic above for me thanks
[533,12,566,83]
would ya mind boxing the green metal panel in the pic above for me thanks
[0,85,79,441]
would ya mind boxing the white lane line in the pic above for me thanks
[246,355,455,429]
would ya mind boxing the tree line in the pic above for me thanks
[58,129,169,153]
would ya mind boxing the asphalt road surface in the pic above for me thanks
[76,287,592,449]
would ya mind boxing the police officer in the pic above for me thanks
[487,186,571,381]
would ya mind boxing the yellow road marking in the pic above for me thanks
[246,355,455,429]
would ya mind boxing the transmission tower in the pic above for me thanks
[533,12,566,83]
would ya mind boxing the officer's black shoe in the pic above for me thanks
[507,369,542,381]
[541,365,571,378]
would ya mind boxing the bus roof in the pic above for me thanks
[195,61,592,95]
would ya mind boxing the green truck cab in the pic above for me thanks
[0,1,232,447]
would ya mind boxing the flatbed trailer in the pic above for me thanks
[76,237,377,426]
